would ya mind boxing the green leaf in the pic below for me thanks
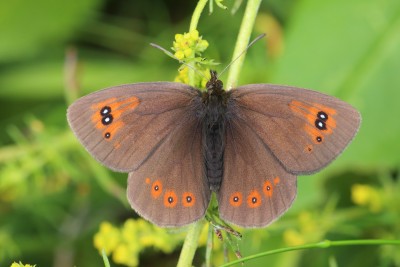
[0,0,102,63]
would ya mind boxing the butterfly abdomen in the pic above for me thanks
[202,72,229,192]
[203,109,226,192]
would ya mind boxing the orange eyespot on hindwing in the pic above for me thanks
[182,192,195,207]
[289,100,337,150]
[91,96,140,141]
[247,190,262,208]
[263,180,274,198]
[229,192,243,207]
[164,190,177,208]
[151,180,163,199]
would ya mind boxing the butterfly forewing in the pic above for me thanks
[67,82,199,172]
[230,84,361,175]
[218,115,297,227]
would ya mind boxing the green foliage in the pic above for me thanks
[0,0,399,266]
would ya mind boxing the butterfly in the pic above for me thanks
[67,70,360,228]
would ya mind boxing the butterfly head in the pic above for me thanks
[206,70,223,93]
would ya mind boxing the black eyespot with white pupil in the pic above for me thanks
[316,136,322,142]
[154,185,159,191]
[233,196,239,202]
[186,196,192,203]
[102,114,113,125]
[317,111,328,121]
[266,185,271,191]
[100,106,111,116]
[168,196,174,203]
[252,197,257,204]
[315,119,327,130]
[104,132,111,139]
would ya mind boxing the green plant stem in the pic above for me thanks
[177,220,205,267]
[219,239,400,267]
[226,0,262,90]
[190,0,208,31]
[187,0,209,86]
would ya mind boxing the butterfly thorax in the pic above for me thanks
[202,70,229,192]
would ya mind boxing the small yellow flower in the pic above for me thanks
[283,229,305,246]
[93,221,120,255]
[351,184,382,212]
[183,48,193,57]
[10,262,35,267]
[113,244,139,267]
[174,50,185,60]
[175,33,183,42]
[190,30,199,40]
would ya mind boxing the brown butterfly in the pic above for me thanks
[67,70,360,228]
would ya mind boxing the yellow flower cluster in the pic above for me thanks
[172,30,211,88]
[283,212,320,246]
[174,66,210,89]
[351,184,382,212]
[10,262,35,267]
[93,219,189,267]
[173,30,209,60]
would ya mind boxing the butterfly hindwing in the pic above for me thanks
[127,109,211,227]
[229,84,361,175]
[218,115,297,228]
[67,82,199,172]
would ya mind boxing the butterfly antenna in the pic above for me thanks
[150,43,207,80]
[217,33,266,78]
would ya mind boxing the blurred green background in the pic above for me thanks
[1,0,399,266]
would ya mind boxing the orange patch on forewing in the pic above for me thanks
[182,192,196,207]
[91,112,104,129]
[313,103,337,129]
[229,192,243,207]
[151,180,162,199]
[103,120,124,141]
[273,176,280,185]
[114,141,121,149]
[247,190,262,208]
[91,96,140,130]
[289,100,308,117]
[305,144,313,153]
[291,101,338,147]
[164,190,178,208]
[111,97,140,121]
[263,181,274,197]
[145,177,151,184]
